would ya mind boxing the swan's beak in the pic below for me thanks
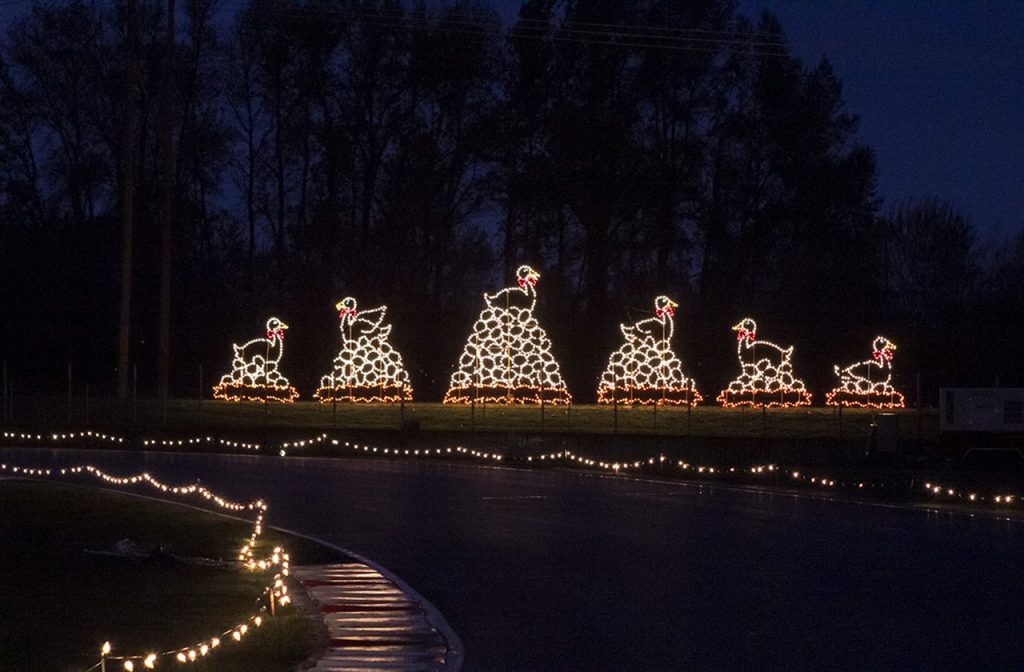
[887,342,897,351]
[335,301,344,311]
[529,270,541,281]
[279,322,289,330]
[731,322,743,331]
[667,300,679,308]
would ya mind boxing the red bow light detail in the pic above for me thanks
[872,349,893,362]
[267,328,285,340]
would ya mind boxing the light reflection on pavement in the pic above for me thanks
[3,447,1023,672]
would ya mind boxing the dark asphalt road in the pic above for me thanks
[4,447,1024,671]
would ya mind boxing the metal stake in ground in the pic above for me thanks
[687,378,692,436]
[264,339,270,424]
[132,363,137,427]
[540,378,545,431]
[916,371,922,451]
[762,402,767,442]
[613,369,619,434]
[197,364,203,425]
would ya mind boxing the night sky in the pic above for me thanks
[2,0,1021,236]
[491,0,1024,238]
[741,0,1024,238]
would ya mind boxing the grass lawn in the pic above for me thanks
[19,396,938,443]
[0,480,342,672]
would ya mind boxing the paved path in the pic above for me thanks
[296,563,450,671]
[9,448,1024,671]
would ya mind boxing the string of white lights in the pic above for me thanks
[1,431,261,453]
[519,451,1021,507]
[920,481,1014,504]
[321,438,504,462]
[0,462,290,669]
[5,428,1014,511]
[258,434,1021,511]
[3,430,126,444]
[142,436,261,451]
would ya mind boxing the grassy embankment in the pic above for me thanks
[14,397,938,443]
[0,480,342,672]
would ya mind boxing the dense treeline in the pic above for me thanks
[0,0,1021,401]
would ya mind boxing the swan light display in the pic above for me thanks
[716,318,812,407]
[597,296,702,405]
[826,336,905,408]
[314,297,413,403]
[212,317,299,402]
[444,265,571,405]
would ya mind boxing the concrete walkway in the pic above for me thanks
[295,563,451,671]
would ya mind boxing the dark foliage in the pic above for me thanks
[0,0,1017,401]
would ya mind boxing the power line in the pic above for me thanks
[312,2,789,43]
[0,0,38,9]
[238,1,789,47]
[1,0,791,58]
[229,3,789,56]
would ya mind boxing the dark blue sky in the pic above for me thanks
[3,0,1020,236]
[494,0,1024,237]
[742,0,1024,237]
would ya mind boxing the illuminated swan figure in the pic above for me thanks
[213,317,299,402]
[597,296,701,405]
[444,265,571,405]
[314,297,413,403]
[716,317,811,407]
[826,336,905,408]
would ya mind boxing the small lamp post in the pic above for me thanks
[100,641,111,672]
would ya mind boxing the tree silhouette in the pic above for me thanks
[0,0,1014,399]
